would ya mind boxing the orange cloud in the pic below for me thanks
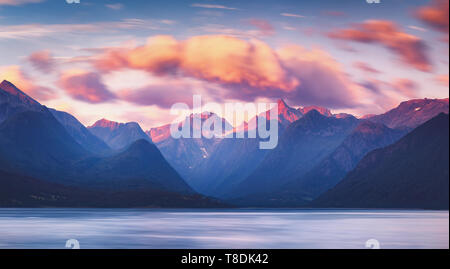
[59,70,116,104]
[436,74,449,86]
[416,0,449,34]
[94,35,367,108]
[329,20,432,72]
[0,65,56,101]
[95,35,300,92]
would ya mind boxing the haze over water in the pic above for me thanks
[0,209,447,249]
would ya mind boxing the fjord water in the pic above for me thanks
[0,209,447,249]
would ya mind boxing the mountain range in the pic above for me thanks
[0,80,223,207]
[0,79,448,209]
[88,118,151,150]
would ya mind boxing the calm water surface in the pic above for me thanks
[0,209,447,249]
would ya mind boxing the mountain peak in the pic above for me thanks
[124,139,155,154]
[302,108,325,119]
[90,118,120,130]
[299,105,332,117]
[262,98,302,125]
[369,97,449,129]
[277,99,288,109]
[0,80,39,105]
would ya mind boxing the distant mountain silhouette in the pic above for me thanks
[368,98,448,129]
[312,113,449,209]
[88,118,151,150]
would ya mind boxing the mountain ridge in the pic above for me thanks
[312,113,449,209]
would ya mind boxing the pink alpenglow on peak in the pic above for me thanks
[299,105,332,117]
[360,114,376,119]
[0,80,40,106]
[147,124,172,143]
[333,113,355,119]
[273,99,303,124]
[89,118,121,130]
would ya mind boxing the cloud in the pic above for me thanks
[106,3,123,10]
[359,79,403,113]
[119,83,197,109]
[95,35,299,92]
[93,35,369,109]
[0,19,172,39]
[27,50,55,73]
[436,74,449,86]
[416,0,449,34]
[353,61,381,74]
[391,78,418,98]
[0,65,56,101]
[322,11,346,17]
[190,3,237,10]
[58,70,116,104]
[329,20,432,72]
[247,19,275,36]
[281,13,305,18]
[0,0,43,5]
[361,77,418,102]
[277,45,363,108]
[408,25,427,32]
[194,24,268,39]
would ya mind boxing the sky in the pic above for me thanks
[0,0,448,129]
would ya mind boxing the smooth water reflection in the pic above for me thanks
[0,209,447,249]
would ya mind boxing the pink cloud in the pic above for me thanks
[0,0,43,6]
[359,79,406,112]
[277,45,362,108]
[353,61,381,74]
[392,78,418,98]
[247,19,275,36]
[118,82,201,109]
[329,20,432,72]
[95,35,299,92]
[105,3,123,10]
[27,50,55,73]
[416,0,449,34]
[59,70,116,104]
[436,74,449,86]
[93,35,366,109]
[360,77,419,104]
